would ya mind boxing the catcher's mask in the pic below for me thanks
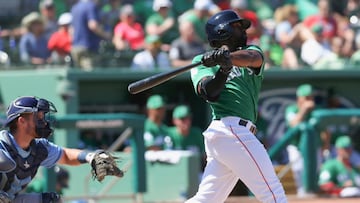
[205,9,250,48]
[5,96,57,139]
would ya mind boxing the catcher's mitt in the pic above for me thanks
[90,150,124,182]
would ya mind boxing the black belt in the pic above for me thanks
[215,118,257,135]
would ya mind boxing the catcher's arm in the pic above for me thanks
[58,148,124,182]
[77,150,124,182]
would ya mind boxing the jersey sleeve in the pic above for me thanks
[246,45,265,76]
[38,139,63,168]
[190,54,219,95]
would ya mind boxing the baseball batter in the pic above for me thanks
[187,10,287,203]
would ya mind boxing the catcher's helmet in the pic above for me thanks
[205,10,250,47]
[5,96,57,126]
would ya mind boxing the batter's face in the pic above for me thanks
[225,22,248,51]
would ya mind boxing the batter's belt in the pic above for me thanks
[215,117,257,135]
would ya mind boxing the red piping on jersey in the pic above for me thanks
[229,125,277,203]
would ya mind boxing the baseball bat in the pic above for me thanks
[128,61,202,94]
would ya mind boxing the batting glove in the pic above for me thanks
[201,49,233,73]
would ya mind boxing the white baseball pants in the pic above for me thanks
[186,116,287,203]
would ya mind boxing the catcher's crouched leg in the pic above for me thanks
[13,192,61,203]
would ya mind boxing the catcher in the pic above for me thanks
[0,96,123,203]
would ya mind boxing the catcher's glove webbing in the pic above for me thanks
[90,150,124,182]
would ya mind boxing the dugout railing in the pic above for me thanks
[268,108,360,194]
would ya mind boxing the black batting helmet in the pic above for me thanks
[205,10,250,47]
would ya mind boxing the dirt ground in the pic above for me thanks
[225,195,360,203]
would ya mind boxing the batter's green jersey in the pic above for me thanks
[318,159,360,187]
[190,45,264,123]
[167,126,205,153]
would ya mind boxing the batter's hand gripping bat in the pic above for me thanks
[128,61,202,94]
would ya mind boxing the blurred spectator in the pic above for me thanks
[39,0,58,40]
[100,0,122,32]
[168,105,206,169]
[144,94,170,151]
[131,35,171,71]
[145,0,179,51]
[302,0,338,44]
[330,0,356,59]
[216,0,231,10]
[329,0,348,17]
[318,88,360,169]
[133,0,156,25]
[112,4,145,51]
[273,4,303,69]
[285,84,319,197]
[178,0,219,43]
[230,0,262,45]
[71,0,111,70]
[54,166,70,195]
[78,129,112,150]
[0,27,11,67]
[349,34,360,66]
[53,0,71,18]
[26,166,70,195]
[348,0,360,38]
[47,12,73,65]
[313,36,350,70]
[169,21,206,68]
[19,12,52,66]
[318,135,360,198]
[300,23,333,67]
[259,19,282,68]
[22,0,42,18]
[172,0,195,17]
[0,50,10,68]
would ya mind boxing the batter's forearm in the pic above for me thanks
[197,70,229,102]
[230,50,263,68]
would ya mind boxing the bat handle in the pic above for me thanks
[128,61,202,94]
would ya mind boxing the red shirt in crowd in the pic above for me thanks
[48,29,72,56]
[113,22,145,50]
[303,15,338,39]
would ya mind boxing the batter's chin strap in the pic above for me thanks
[42,192,61,203]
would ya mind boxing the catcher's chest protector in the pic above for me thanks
[0,134,48,192]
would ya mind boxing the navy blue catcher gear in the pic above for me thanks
[205,10,250,48]
[5,96,57,138]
